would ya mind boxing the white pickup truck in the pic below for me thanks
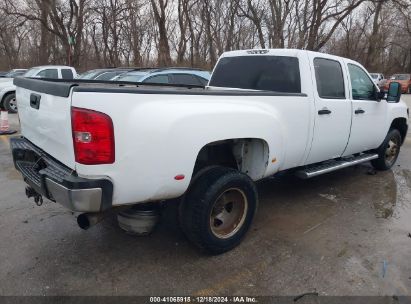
[0,65,77,113]
[11,49,408,253]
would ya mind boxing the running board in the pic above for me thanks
[296,154,379,179]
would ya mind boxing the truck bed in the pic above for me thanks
[14,77,307,97]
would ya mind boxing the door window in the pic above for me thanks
[348,64,377,100]
[144,75,169,84]
[196,76,209,86]
[171,74,203,86]
[314,58,345,99]
[36,69,58,79]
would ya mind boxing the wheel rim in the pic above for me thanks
[385,137,399,166]
[209,188,248,239]
[9,97,17,111]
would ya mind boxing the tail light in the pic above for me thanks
[71,107,115,165]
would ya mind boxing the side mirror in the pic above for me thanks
[377,90,385,100]
[387,82,402,103]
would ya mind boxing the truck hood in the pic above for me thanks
[0,78,13,84]
[0,81,15,91]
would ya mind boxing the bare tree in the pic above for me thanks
[0,0,410,74]
[150,0,171,65]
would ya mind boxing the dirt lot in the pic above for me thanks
[0,96,411,296]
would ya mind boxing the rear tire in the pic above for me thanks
[4,93,17,113]
[371,129,402,170]
[179,166,258,254]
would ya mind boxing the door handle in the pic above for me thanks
[30,94,41,110]
[355,109,365,114]
[318,108,332,115]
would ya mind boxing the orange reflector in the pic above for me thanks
[174,175,185,180]
[272,158,277,163]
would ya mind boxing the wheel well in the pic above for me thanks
[193,138,270,180]
[390,118,408,144]
[1,91,15,108]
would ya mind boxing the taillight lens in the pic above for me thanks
[71,107,115,165]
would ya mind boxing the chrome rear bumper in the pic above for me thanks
[11,137,113,212]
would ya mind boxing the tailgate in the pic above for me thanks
[14,78,76,169]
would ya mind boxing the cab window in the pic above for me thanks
[348,64,377,100]
[209,56,301,93]
[36,69,58,79]
[314,58,345,99]
[61,69,74,79]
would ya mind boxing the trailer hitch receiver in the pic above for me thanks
[25,186,44,206]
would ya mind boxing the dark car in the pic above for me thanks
[77,68,138,81]
[113,67,211,86]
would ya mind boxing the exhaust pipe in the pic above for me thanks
[77,212,105,230]
[77,206,129,230]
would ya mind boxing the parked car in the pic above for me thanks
[0,69,28,83]
[0,65,77,113]
[383,74,411,93]
[2,69,27,78]
[113,68,211,86]
[0,71,8,77]
[78,68,136,81]
[369,73,385,88]
[11,49,408,253]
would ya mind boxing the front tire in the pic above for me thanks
[179,166,258,254]
[371,129,402,170]
[4,93,17,113]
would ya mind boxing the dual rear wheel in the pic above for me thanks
[179,166,258,254]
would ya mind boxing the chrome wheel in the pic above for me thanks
[385,138,399,166]
[210,188,248,239]
[8,97,17,112]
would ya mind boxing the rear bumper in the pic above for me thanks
[10,137,113,212]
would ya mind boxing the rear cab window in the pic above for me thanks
[61,69,74,79]
[209,55,301,93]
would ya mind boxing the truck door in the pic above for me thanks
[342,63,387,156]
[305,55,352,165]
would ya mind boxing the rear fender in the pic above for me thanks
[149,102,284,198]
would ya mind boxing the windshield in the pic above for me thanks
[23,68,42,77]
[391,74,410,80]
[78,70,104,79]
[115,72,148,82]
[370,74,378,79]
[95,71,127,81]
